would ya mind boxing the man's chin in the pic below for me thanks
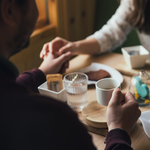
[11,40,30,57]
[23,40,30,49]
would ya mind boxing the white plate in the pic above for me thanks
[139,110,150,138]
[76,63,123,85]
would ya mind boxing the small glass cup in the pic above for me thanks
[64,72,88,112]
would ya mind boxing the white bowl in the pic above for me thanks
[38,81,67,102]
[121,45,149,69]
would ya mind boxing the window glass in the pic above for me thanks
[35,0,48,28]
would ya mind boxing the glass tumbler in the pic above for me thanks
[64,72,88,112]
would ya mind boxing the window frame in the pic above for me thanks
[35,0,48,29]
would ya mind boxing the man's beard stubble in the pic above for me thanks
[9,21,32,57]
[10,37,30,57]
[9,6,37,58]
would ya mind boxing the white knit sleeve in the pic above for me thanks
[87,0,134,53]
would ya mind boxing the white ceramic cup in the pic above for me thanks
[96,78,120,106]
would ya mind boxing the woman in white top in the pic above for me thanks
[40,0,150,62]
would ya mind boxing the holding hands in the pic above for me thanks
[40,37,75,59]
[39,38,72,75]
[107,88,141,134]
[40,37,100,58]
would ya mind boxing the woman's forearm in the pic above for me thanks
[73,38,100,55]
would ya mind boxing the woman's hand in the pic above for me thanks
[40,37,75,59]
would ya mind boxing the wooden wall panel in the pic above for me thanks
[57,0,96,41]
[65,0,80,40]
[86,0,96,35]
[78,0,96,39]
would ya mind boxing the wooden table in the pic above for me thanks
[66,52,150,150]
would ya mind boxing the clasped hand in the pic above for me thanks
[39,38,72,75]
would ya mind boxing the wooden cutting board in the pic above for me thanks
[114,60,150,76]
[82,101,108,128]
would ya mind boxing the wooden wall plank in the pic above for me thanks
[86,0,96,34]
[58,0,96,41]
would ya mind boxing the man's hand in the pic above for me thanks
[39,37,75,74]
[106,88,141,134]
[39,51,71,75]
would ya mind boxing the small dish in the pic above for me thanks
[122,45,149,69]
[38,81,67,102]
[139,110,150,138]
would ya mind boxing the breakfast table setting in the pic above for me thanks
[38,45,150,150]
[64,50,150,150]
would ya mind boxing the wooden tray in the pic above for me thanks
[82,101,107,128]
[115,60,150,76]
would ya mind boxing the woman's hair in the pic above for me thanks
[130,0,150,34]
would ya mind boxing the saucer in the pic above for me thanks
[82,101,107,128]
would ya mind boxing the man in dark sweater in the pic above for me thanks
[0,0,141,149]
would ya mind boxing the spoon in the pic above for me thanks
[139,110,150,138]
[71,74,78,83]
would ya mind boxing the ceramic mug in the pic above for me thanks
[96,78,120,106]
